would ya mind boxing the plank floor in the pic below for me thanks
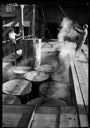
[3,105,86,128]
[2,43,88,128]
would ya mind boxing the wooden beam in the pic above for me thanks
[2,7,30,37]
[3,18,19,37]
[20,5,24,39]
[32,4,35,38]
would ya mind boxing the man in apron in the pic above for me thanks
[73,24,88,57]
[9,28,21,54]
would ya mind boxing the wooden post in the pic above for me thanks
[28,5,32,38]
[32,4,35,38]
[20,5,24,39]
[3,7,30,37]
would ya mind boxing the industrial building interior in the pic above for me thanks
[1,2,88,128]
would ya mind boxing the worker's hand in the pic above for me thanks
[73,26,77,30]
[19,30,22,33]
[75,51,80,58]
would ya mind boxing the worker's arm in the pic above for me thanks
[15,30,21,36]
[73,26,84,33]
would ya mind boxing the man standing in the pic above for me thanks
[9,28,21,54]
[73,24,88,57]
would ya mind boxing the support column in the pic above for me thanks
[20,5,24,39]
[32,4,35,38]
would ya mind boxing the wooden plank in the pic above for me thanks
[74,60,88,116]
[78,61,88,87]
[34,114,56,123]
[80,62,88,82]
[30,119,56,128]
[82,44,88,51]
[70,60,84,105]
[55,107,60,128]
[36,106,57,114]
[3,105,88,128]
[78,105,89,127]
[28,106,57,128]
[81,49,88,60]
[74,59,88,106]
[82,62,88,73]
[2,105,34,128]
[60,107,79,127]
[3,113,22,127]
[70,58,88,127]
[3,104,34,114]
[81,44,88,59]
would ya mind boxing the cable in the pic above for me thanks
[41,4,53,39]
[56,7,63,16]
[57,2,68,18]
[41,5,54,39]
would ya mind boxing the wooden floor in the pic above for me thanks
[70,44,88,127]
[3,105,87,128]
[2,43,88,128]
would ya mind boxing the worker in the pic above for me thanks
[73,24,88,57]
[9,28,21,54]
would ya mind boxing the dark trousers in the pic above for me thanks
[10,41,17,54]
[75,42,83,51]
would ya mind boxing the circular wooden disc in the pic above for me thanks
[13,66,31,74]
[3,79,32,95]
[24,71,49,82]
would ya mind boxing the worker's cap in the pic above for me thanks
[83,24,88,28]
[10,28,14,31]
